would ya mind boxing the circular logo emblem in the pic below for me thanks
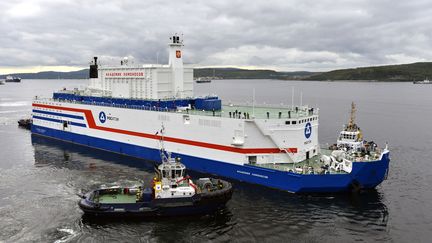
[304,122,312,139]
[99,111,106,123]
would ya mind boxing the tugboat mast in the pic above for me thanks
[348,102,356,131]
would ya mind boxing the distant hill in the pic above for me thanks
[305,62,432,81]
[0,69,89,79]
[2,62,431,81]
[0,68,317,80]
[194,68,318,80]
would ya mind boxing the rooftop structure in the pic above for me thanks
[87,35,193,100]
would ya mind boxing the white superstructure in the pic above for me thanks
[88,35,193,99]
[336,102,364,151]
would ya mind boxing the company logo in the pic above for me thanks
[99,111,106,123]
[176,50,181,58]
[304,122,312,139]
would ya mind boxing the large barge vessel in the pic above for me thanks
[31,35,390,193]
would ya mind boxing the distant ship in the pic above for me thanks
[195,77,212,83]
[0,79,5,85]
[195,69,216,83]
[5,75,21,82]
[413,79,431,84]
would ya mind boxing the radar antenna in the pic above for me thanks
[157,124,171,164]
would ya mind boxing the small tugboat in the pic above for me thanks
[5,75,21,82]
[78,137,233,217]
[328,102,377,152]
[18,118,32,130]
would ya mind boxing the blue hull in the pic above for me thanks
[31,125,390,193]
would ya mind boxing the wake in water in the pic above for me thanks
[0,101,30,107]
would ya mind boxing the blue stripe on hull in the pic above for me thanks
[33,116,87,127]
[32,109,84,120]
[31,125,389,193]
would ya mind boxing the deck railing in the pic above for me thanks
[34,97,318,120]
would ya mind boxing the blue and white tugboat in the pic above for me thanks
[78,138,233,217]
[319,102,390,192]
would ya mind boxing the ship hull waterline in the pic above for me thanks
[31,124,390,193]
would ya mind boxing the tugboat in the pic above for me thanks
[78,136,233,217]
[18,118,32,130]
[329,102,379,153]
[335,102,365,151]
[324,102,387,191]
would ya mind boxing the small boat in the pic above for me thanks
[5,75,21,82]
[78,139,233,217]
[195,69,215,83]
[413,79,431,84]
[195,77,212,83]
[18,118,32,129]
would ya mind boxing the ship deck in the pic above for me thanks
[38,98,318,120]
[253,148,383,174]
[253,150,334,174]
[193,104,317,120]
[97,194,137,204]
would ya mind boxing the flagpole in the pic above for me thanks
[252,88,255,118]
[291,87,294,110]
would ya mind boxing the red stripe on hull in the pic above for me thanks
[32,103,297,154]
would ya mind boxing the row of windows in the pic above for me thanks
[285,117,317,125]
[340,134,357,139]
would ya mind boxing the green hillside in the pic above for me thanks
[194,68,317,79]
[0,69,88,79]
[0,68,316,80]
[306,62,432,81]
[2,62,431,81]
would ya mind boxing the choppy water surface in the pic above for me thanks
[0,79,431,242]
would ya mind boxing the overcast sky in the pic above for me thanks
[1,0,432,74]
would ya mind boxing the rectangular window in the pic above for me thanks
[285,121,291,125]
[292,121,297,124]
[183,115,190,124]
[248,156,257,165]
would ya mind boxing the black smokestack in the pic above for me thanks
[89,56,98,78]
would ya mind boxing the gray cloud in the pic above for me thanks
[1,0,432,71]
